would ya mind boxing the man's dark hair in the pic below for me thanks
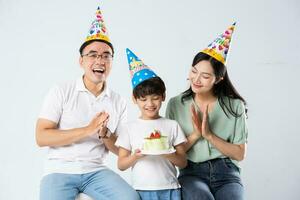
[133,77,166,99]
[79,39,114,55]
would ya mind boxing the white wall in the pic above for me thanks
[0,0,299,199]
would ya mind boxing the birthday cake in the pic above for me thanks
[142,130,169,151]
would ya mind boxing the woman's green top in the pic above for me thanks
[166,94,248,168]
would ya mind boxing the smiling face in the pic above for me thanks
[133,94,165,120]
[79,41,113,86]
[189,60,218,95]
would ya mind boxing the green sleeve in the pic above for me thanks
[165,98,175,120]
[232,101,248,144]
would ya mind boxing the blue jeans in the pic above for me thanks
[137,189,181,200]
[40,169,140,200]
[178,158,244,200]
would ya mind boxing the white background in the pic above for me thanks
[0,0,299,199]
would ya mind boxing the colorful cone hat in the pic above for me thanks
[201,22,236,64]
[85,6,110,43]
[126,48,157,89]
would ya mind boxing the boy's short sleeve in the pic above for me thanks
[172,121,187,147]
[115,124,132,151]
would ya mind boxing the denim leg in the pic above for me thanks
[211,158,244,200]
[178,160,214,200]
[137,189,181,200]
[81,169,140,200]
[178,175,214,200]
[137,191,159,200]
[214,182,244,200]
[40,173,80,200]
[168,189,181,200]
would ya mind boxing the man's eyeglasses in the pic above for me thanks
[81,52,113,63]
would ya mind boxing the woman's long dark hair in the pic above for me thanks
[182,52,247,117]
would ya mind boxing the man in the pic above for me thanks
[36,6,140,200]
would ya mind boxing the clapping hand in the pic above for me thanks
[201,105,213,140]
[85,112,109,136]
[190,104,213,141]
[191,104,202,139]
[98,114,109,138]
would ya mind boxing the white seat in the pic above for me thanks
[75,193,93,200]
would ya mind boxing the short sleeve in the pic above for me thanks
[115,124,132,151]
[114,99,128,136]
[232,101,248,144]
[165,97,175,120]
[172,121,187,146]
[38,85,63,124]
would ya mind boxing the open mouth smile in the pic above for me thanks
[92,68,105,74]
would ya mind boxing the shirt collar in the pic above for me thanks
[75,76,111,98]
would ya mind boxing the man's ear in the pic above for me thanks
[79,56,83,68]
[132,94,137,104]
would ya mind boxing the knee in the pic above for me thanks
[179,177,214,200]
[215,183,244,200]
[114,182,140,200]
[181,187,214,200]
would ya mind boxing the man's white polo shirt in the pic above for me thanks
[39,77,127,176]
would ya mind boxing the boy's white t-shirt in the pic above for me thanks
[115,117,186,190]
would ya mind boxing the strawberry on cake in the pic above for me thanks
[142,130,169,152]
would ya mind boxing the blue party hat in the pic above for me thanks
[126,48,157,88]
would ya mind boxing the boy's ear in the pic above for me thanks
[162,93,166,101]
[132,94,137,104]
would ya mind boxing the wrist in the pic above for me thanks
[98,129,108,139]
[205,132,213,142]
[98,128,111,139]
[83,126,91,136]
[132,153,139,160]
[190,132,201,141]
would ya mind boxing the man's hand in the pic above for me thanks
[98,116,109,138]
[85,112,109,136]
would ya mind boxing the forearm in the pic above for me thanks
[207,134,246,161]
[36,127,88,147]
[163,144,187,168]
[118,154,138,171]
[164,153,187,168]
[102,134,119,155]
[184,132,201,152]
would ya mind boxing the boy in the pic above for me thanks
[115,48,187,200]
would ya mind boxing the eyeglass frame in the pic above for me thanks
[81,51,113,63]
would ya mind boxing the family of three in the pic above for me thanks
[36,6,248,200]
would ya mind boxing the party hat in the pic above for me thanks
[85,6,110,43]
[126,48,157,89]
[201,22,236,64]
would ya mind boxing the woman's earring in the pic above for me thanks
[215,77,224,84]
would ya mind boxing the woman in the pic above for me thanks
[166,23,248,200]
